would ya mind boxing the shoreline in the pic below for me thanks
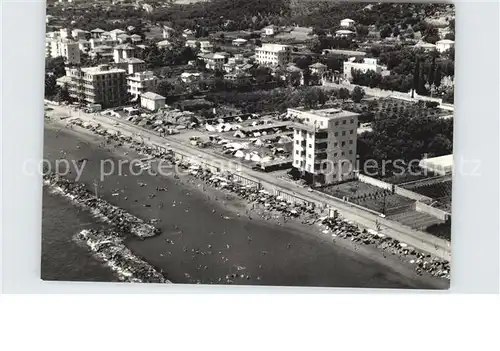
[42,119,449,288]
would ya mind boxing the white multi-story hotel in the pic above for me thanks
[289,107,359,184]
[127,71,158,97]
[65,64,128,108]
[46,38,81,64]
[255,43,291,67]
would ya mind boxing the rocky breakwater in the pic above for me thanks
[44,173,168,283]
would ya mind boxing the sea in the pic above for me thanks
[41,124,448,289]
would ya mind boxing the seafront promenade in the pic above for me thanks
[49,104,451,262]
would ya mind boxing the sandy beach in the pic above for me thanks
[41,119,449,289]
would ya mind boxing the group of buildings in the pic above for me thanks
[50,26,165,111]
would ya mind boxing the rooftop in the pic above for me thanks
[78,65,126,75]
[419,154,453,169]
[436,39,455,44]
[310,62,327,68]
[142,92,166,100]
[289,107,360,120]
[91,28,106,33]
[120,58,145,64]
[256,43,290,52]
[114,43,136,50]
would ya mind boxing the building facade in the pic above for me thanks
[46,38,81,64]
[141,92,166,111]
[343,57,385,81]
[127,71,158,96]
[289,107,359,184]
[65,64,128,108]
[255,43,291,67]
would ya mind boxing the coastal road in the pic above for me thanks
[48,104,451,261]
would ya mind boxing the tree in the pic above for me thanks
[380,25,392,39]
[351,86,365,103]
[304,87,319,108]
[55,85,70,103]
[317,89,328,106]
[356,25,369,37]
[412,56,420,98]
[45,74,57,98]
[424,26,440,44]
[338,87,350,101]
[154,80,174,97]
[45,56,66,78]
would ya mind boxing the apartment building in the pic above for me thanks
[65,64,128,108]
[289,107,359,185]
[255,43,291,67]
[127,71,158,96]
[46,38,81,64]
[343,57,386,81]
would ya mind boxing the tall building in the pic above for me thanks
[127,71,158,97]
[289,107,359,184]
[46,38,81,64]
[255,43,291,67]
[65,64,128,108]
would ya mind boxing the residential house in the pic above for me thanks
[414,41,437,52]
[263,25,278,37]
[335,29,355,38]
[157,40,173,49]
[435,39,454,53]
[340,18,355,28]
[343,57,386,81]
[116,58,146,75]
[113,44,137,63]
[71,29,89,41]
[130,34,142,43]
[200,53,226,70]
[90,28,106,39]
[309,62,328,76]
[232,38,248,46]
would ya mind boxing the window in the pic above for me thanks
[309,144,312,148]
[334,142,338,147]
[334,152,337,157]
[342,120,346,125]
[341,141,346,147]
[334,132,338,137]
[342,131,346,136]
[296,140,299,145]
[335,121,339,126]
[350,119,354,124]
[320,121,324,126]
[295,150,299,155]
[350,130,354,134]
[349,140,353,145]
[308,154,311,159]
[322,163,328,170]
[341,152,345,156]
[295,160,299,165]
[349,150,353,155]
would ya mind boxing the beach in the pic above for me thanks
[41,120,449,289]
